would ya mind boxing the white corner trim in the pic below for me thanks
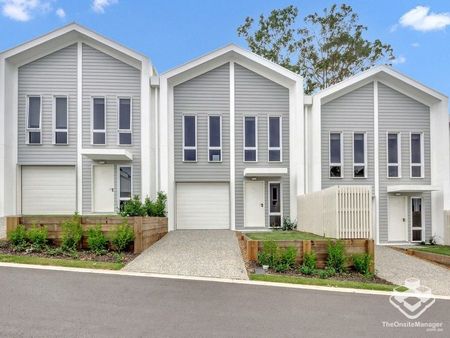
[76,42,82,214]
[140,60,151,200]
[374,80,380,244]
[230,61,236,230]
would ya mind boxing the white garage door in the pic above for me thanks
[176,183,230,229]
[22,166,76,215]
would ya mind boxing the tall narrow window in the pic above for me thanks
[353,133,366,178]
[410,133,423,178]
[208,115,221,162]
[387,133,400,178]
[92,98,105,145]
[244,116,257,161]
[411,197,423,242]
[268,116,281,162]
[183,115,196,161]
[54,96,68,144]
[269,182,281,228]
[27,96,41,144]
[118,98,132,145]
[119,166,132,210]
[329,132,342,178]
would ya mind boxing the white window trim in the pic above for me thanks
[386,132,401,178]
[117,165,133,207]
[329,131,343,178]
[117,97,133,145]
[53,95,69,145]
[243,115,258,162]
[182,114,197,162]
[268,181,283,228]
[352,132,367,178]
[25,95,42,145]
[268,115,282,162]
[410,196,424,243]
[91,96,106,145]
[410,132,424,179]
[208,114,222,163]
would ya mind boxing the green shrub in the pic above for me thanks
[326,240,347,273]
[353,253,373,276]
[282,217,297,231]
[87,225,108,255]
[318,267,336,279]
[299,251,317,275]
[112,222,135,252]
[144,192,167,217]
[26,225,48,250]
[61,213,83,251]
[273,246,297,272]
[8,225,27,248]
[261,241,278,267]
[257,251,270,266]
[119,195,146,217]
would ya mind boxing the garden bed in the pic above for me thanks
[246,231,329,241]
[392,245,450,268]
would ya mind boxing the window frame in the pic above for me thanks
[409,132,424,179]
[207,114,222,163]
[52,95,69,145]
[117,165,133,209]
[410,196,424,243]
[25,95,42,145]
[329,131,343,178]
[386,132,401,178]
[352,132,367,178]
[268,181,283,228]
[117,97,132,145]
[267,115,282,162]
[182,114,197,162]
[91,96,106,145]
[243,115,258,162]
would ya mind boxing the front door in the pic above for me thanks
[245,181,265,227]
[93,165,115,213]
[388,195,408,242]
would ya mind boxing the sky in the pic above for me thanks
[1,0,450,97]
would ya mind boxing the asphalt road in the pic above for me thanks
[0,266,448,338]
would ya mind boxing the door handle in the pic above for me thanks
[402,218,405,222]
[260,203,264,208]
[111,188,114,192]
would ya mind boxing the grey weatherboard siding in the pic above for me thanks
[81,44,141,213]
[18,44,77,164]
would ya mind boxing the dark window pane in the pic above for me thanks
[412,230,422,242]
[209,116,221,147]
[354,165,365,178]
[119,99,131,130]
[184,149,196,161]
[93,132,105,145]
[330,165,341,177]
[209,149,221,162]
[412,166,421,178]
[388,166,398,177]
[55,97,67,129]
[270,215,281,228]
[55,131,67,144]
[270,183,281,213]
[330,133,341,163]
[29,132,41,144]
[354,133,365,163]
[184,116,196,147]
[269,149,280,161]
[120,167,132,199]
[119,133,132,145]
[388,134,398,164]
[245,117,256,147]
[93,98,105,130]
[245,149,256,161]
[28,97,41,128]
[269,117,280,148]
[411,134,421,164]
[412,198,422,229]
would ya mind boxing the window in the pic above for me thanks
[118,98,132,145]
[54,96,68,144]
[410,133,423,178]
[269,182,282,228]
[183,115,197,161]
[208,115,222,162]
[92,98,106,145]
[329,132,342,178]
[353,132,366,178]
[268,116,282,162]
[119,166,132,210]
[411,197,423,242]
[387,133,400,178]
[27,96,41,144]
[244,116,257,161]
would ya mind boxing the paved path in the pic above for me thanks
[124,230,248,280]
[375,245,450,296]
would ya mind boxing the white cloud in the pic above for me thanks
[0,0,51,22]
[399,6,450,32]
[92,0,117,13]
[411,42,420,48]
[392,55,406,65]
[55,7,64,18]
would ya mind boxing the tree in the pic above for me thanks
[237,4,394,94]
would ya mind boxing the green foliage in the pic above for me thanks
[352,253,373,276]
[282,217,297,231]
[143,192,167,217]
[61,213,83,251]
[8,225,27,248]
[299,251,317,275]
[318,267,336,279]
[273,246,297,272]
[87,225,108,255]
[119,195,146,217]
[26,225,48,250]
[112,222,135,252]
[260,241,278,267]
[326,240,347,273]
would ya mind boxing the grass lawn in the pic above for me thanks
[246,231,328,241]
[415,245,450,257]
[250,274,406,292]
[0,254,125,270]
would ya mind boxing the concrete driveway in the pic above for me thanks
[124,230,248,280]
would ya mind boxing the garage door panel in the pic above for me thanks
[176,183,229,229]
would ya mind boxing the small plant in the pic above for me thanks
[282,217,297,231]
[318,267,336,279]
[112,222,135,252]
[152,192,167,217]
[429,235,438,246]
[26,225,48,250]
[113,252,125,264]
[352,253,373,276]
[87,225,108,255]
[119,195,146,217]
[299,251,317,275]
[257,251,270,267]
[261,241,278,267]
[61,213,83,251]
[8,225,27,248]
[273,246,297,272]
[326,240,346,273]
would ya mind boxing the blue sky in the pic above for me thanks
[1,0,450,96]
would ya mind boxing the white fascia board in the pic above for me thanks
[386,185,441,193]
[81,149,133,161]
[243,168,288,177]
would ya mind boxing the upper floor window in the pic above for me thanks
[410,132,423,178]
[329,132,342,178]
[353,132,366,178]
[387,133,400,178]
[92,97,105,145]
[183,115,197,161]
[27,96,41,144]
[208,115,222,162]
[118,98,132,145]
[54,96,68,145]
[244,116,257,162]
[119,166,132,210]
[268,116,282,162]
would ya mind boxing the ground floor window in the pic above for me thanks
[411,197,423,242]
[269,182,281,228]
[119,166,132,210]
